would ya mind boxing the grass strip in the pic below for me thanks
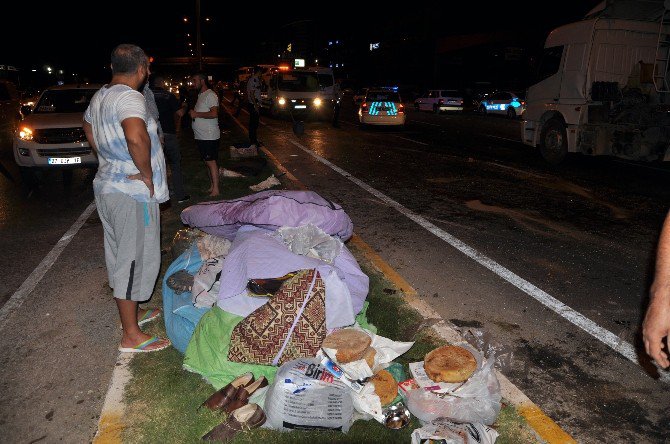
[122,115,538,443]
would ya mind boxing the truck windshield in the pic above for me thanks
[277,72,319,92]
[536,46,564,82]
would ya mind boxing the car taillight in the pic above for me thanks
[521,101,525,105]
[361,102,368,114]
[398,103,404,114]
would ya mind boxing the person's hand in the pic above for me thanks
[127,173,154,197]
[643,297,670,368]
[189,109,197,119]
[159,134,165,147]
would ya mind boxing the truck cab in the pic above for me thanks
[523,8,670,164]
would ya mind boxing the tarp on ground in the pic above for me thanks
[180,190,354,241]
[162,245,211,354]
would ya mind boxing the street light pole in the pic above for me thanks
[196,0,202,70]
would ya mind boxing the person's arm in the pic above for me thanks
[121,117,154,197]
[190,105,218,119]
[643,211,670,368]
[82,120,97,153]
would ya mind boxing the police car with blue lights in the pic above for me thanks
[478,91,525,118]
[358,88,405,127]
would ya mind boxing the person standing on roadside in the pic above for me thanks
[189,73,221,197]
[246,66,262,146]
[82,43,170,353]
[150,75,190,204]
[643,211,670,369]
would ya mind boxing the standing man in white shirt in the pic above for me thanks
[83,44,170,353]
[189,73,221,197]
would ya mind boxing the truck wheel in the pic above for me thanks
[540,118,568,165]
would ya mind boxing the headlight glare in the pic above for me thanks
[19,127,33,141]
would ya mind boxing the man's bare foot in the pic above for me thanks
[120,331,170,351]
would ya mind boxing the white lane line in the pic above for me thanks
[282,137,667,381]
[487,134,523,144]
[0,201,97,331]
[413,120,441,127]
[393,135,429,146]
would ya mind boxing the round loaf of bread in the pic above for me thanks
[371,369,397,406]
[322,329,372,363]
[424,345,477,383]
[363,347,376,369]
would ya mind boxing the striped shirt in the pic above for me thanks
[84,84,169,203]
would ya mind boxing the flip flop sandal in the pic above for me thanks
[118,336,171,353]
[137,308,161,327]
[167,269,194,294]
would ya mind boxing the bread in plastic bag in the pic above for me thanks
[407,352,501,425]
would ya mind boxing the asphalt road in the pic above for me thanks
[1,93,669,442]
[222,94,669,442]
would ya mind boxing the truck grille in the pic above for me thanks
[37,147,92,157]
[33,127,87,144]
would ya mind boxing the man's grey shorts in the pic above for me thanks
[95,193,160,302]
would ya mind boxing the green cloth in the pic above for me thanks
[355,301,377,334]
[183,304,376,390]
[182,307,278,389]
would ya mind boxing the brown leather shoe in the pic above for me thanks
[223,376,269,413]
[200,372,254,411]
[202,403,266,442]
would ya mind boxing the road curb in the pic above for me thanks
[257,131,576,444]
[93,353,132,444]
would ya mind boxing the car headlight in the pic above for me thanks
[278,97,286,106]
[313,98,322,107]
[19,127,33,141]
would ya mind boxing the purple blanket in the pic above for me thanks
[181,190,354,241]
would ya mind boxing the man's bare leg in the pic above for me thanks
[205,160,219,196]
[117,299,169,350]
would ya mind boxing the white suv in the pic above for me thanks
[414,89,464,113]
[14,84,101,169]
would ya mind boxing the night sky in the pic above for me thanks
[2,1,601,80]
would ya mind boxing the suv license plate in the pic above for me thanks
[48,157,81,165]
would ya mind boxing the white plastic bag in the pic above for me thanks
[407,352,501,425]
[264,358,354,432]
[191,257,223,308]
[410,419,499,444]
[274,224,343,263]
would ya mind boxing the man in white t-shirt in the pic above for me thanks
[189,73,221,197]
[83,44,170,353]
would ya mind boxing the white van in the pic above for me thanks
[261,66,336,118]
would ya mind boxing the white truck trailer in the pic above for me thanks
[523,1,670,164]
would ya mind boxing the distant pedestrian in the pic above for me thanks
[233,79,246,117]
[189,72,221,197]
[332,79,342,128]
[151,75,190,203]
[82,43,170,353]
[246,66,262,146]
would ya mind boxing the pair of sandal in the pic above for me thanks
[200,372,268,413]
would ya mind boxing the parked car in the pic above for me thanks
[13,83,102,170]
[414,89,464,113]
[358,88,405,127]
[0,79,21,153]
[478,91,526,118]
